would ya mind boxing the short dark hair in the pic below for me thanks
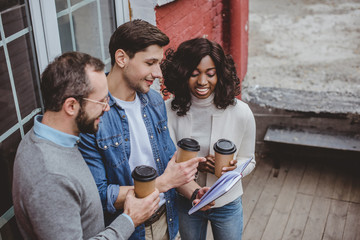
[109,19,169,66]
[41,51,105,112]
[161,38,240,116]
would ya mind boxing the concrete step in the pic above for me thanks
[264,125,360,152]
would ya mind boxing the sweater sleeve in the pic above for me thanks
[93,214,134,240]
[165,99,177,144]
[25,174,134,240]
[235,104,256,177]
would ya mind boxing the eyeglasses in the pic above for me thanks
[83,96,109,111]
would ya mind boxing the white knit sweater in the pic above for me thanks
[166,95,256,208]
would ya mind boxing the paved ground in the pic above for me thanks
[242,0,360,114]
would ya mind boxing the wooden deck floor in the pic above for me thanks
[241,151,360,240]
[203,150,360,240]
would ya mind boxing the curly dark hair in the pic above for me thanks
[161,38,240,116]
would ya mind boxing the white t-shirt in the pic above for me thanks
[115,94,165,206]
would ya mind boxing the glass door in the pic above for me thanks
[0,0,42,239]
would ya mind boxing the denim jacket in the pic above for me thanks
[79,89,178,240]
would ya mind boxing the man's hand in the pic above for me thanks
[123,189,160,227]
[192,187,215,211]
[156,152,205,192]
[198,154,215,174]
[221,159,238,175]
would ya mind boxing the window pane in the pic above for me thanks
[71,0,83,5]
[0,47,18,136]
[0,216,23,240]
[100,0,116,59]
[57,14,73,52]
[2,4,27,37]
[23,116,34,134]
[9,35,41,119]
[55,0,68,12]
[72,2,101,57]
[56,0,116,71]
[0,130,21,216]
[0,0,24,13]
[0,0,40,238]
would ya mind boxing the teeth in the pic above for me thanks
[196,88,208,92]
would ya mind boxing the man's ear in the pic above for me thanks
[115,49,128,68]
[63,97,79,116]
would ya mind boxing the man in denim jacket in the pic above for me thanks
[79,20,208,240]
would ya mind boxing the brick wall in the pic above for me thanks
[155,0,227,52]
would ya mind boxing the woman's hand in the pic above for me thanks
[198,155,215,174]
[192,187,215,211]
[221,159,238,175]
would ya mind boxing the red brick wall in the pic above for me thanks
[155,0,226,51]
[156,0,248,99]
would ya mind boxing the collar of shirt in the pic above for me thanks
[33,115,80,147]
[108,91,148,108]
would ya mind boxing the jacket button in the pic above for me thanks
[115,142,119,146]
[164,126,167,130]
[150,135,153,139]
[122,115,126,118]
[104,145,108,149]
[125,138,128,141]
[169,218,172,222]
[143,114,147,117]
[156,159,160,162]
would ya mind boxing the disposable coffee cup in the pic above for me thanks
[213,139,237,178]
[131,165,157,198]
[176,138,200,163]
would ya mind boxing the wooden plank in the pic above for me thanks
[242,157,273,228]
[242,158,291,240]
[242,153,261,192]
[332,166,353,202]
[323,199,349,240]
[315,160,337,198]
[298,160,321,195]
[343,202,360,240]
[242,170,254,192]
[261,160,306,240]
[302,197,331,240]
[350,171,360,204]
[281,193,313,240]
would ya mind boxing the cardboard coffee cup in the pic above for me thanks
[213,139,237,178]
[176,138,200,163]
[131,165,157,198]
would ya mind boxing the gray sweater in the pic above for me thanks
[12,129,134,239]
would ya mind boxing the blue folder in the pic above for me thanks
[188,157,253,215]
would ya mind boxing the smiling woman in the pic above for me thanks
[162,37,256,240]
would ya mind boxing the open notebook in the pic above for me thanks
[188,157,253,215]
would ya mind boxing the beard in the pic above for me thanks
[76,107,102,134]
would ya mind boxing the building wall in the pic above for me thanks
[155,0,249,97]
[155,0,228,51]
